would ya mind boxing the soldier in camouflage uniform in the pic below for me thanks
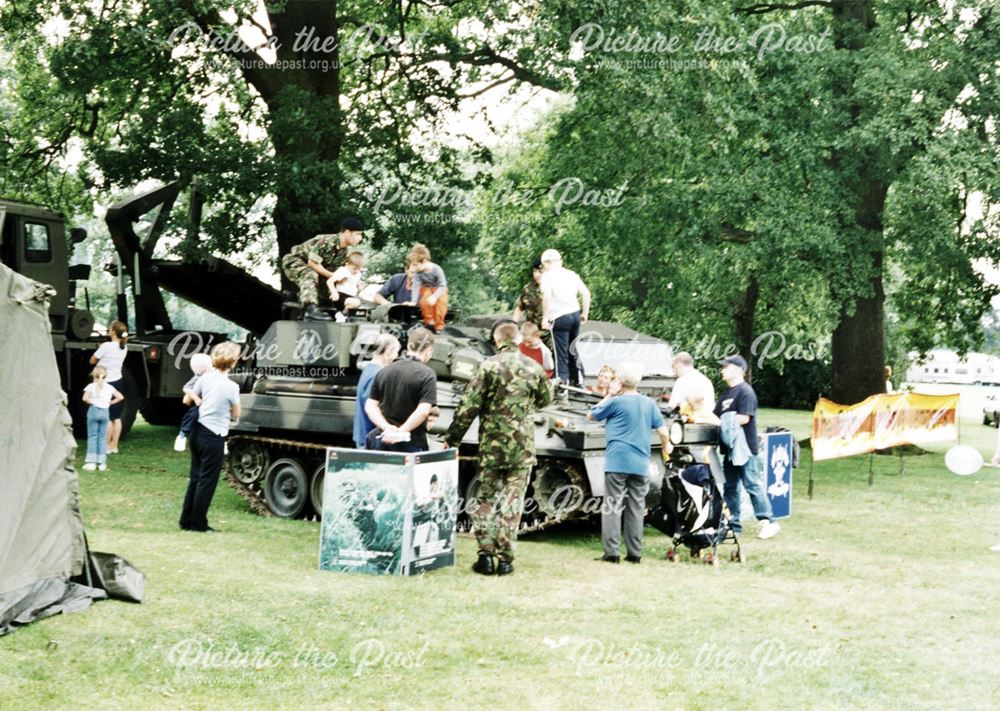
[444,321,554,576]
[512,258,551,349]
[281,216,365,320]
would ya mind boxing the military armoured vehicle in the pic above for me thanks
[0,182,281,437]
[224,306,724,533]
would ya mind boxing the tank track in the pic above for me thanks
[225,434,573,534]
[226,434,331,519]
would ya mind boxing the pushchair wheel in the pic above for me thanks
[666,549,677,562]
[730,548,745,563]
[704,552,717,566]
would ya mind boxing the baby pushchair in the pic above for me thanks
[649,462,743,564]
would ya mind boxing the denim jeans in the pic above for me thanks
[722,451,773,533]
[551,311,581,384]
[179,405,200,437]
[86,406,110,465]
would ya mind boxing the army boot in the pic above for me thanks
[303,303,332,321]
[473,552,495,575]
[496,559,514,576]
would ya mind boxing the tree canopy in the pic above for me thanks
[2,0,998,402]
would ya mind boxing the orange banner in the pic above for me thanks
[811,392,959,461]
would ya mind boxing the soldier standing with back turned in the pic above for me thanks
[444,321,554,576]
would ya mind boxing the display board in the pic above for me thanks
[319,448,458,576]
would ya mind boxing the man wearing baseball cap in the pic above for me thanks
[713,354,781,539]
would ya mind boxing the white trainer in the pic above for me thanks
[758,520,781,539]
[174,435,187,452]
[82,463,96,471]
[98,464,107,471]
[989,542,1000,553]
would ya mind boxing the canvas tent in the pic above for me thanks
[0,262,140,635]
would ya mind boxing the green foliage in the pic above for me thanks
[754,358,832,409]
[0,0,565,265]
[2,0,998,375]
[475,0,1000,377]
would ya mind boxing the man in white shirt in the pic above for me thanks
[539,249,591,386]
[666,352,716,419]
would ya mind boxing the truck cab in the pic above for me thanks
[0,199,88,339]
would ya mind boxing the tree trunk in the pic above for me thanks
[828,0,888,403]
[260,1,344,290]
[734,275,759,383]
[831,261,886,403]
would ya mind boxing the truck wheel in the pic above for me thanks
[139,397,188,426]
[117,370,140,439]
[68,387,89,439]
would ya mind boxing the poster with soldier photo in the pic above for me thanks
[319,449,411,575]
[403,450,459,575]
[318,447,459,576]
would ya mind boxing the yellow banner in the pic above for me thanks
[811,392,959,461]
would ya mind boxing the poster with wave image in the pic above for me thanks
[319,449,411,575]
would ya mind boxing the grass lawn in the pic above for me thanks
[2,411,1000,710]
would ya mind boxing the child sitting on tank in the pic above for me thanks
[327,250,365,320]
[174,352,214,452]
[408,244,449,333]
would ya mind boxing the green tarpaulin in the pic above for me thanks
[0,262,107,634]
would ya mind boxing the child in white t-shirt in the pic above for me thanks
[327,251,365,319]
[82,365,124,471]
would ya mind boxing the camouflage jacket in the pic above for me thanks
[516,281,543,326]
[288,235,348,270]
[446,343,554,470]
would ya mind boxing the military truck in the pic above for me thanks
[0,182,281,436]
[223,308,722,533]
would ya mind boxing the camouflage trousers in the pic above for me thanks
[473,464,531,562]
[282,257,327,306]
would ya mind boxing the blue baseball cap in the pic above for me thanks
[718,354,748,371]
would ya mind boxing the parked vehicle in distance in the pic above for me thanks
[984,389,1000,427]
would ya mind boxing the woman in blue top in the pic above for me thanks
[354,334,401,448]
[589,362,672,564]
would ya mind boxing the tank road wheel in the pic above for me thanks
[531,461,589,520]
[228,441,270,486]
[264,458,309,518]
[309,463,327,518]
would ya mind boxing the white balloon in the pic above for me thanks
[945,445,984,476]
